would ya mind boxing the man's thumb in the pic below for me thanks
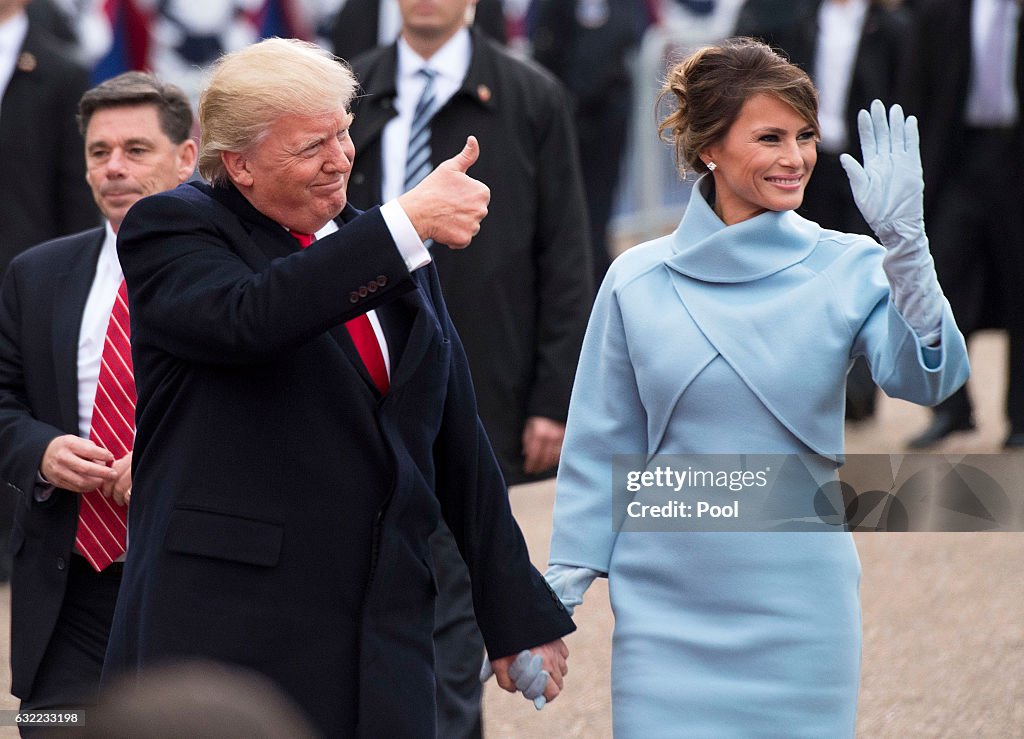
[446,135,479,173]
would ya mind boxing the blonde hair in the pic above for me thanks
[657,37,819,178]
[198,38,358,184]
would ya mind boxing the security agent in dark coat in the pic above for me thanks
[0,9,98,277]
[348,26,593,487]
[101,38,574,737]
[0,0,99,584]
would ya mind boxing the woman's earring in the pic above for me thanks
[706,161,717,172]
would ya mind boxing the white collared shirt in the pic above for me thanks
[0,10,29,118]
[966,0,1021,127]
[381,28,473,203]
[77,222,123,439]
[813,0,869,153]
[377,0,402,46]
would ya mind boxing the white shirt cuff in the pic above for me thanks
[35,471,55,502]
[381,200,431,271]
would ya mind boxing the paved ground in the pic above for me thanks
[1,332,1021,737]
[482,330,1024,738]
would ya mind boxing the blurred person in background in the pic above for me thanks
[529,0,651,285]
[0,0,97,278]
[0,0,100,585]
[900,0,1024,448]
[733,0,817,47]
[774,0,912,421]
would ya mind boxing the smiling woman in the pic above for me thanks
[657,38,821,225]
[700,94,818,223]
[544,37,970,738]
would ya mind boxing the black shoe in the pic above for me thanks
[907,412,975,449]
[1004,432,1024,449]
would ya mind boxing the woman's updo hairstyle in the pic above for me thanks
[657,37,819,177]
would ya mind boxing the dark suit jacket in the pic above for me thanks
[900,0,1024,210]
[348,30,593,485]
[0,227,106,698]
[103,182,574,736]
[0,23,98,277]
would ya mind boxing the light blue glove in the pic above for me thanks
[479,649,549,710]
[839,100,944,344]
[544,564,601,617]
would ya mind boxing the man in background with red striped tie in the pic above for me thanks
[0,71,196,722]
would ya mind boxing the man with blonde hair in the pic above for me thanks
[102,38,573,736]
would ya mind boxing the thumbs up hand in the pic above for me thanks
[398,136,490,249]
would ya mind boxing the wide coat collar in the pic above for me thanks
[666,176,821,283]
[641,178,853,458]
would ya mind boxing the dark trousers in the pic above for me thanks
[577,94,631,289]
[18,554,122,735]
[928,129,1024,431]
[429,523,484,739]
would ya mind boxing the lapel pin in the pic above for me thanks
[477,84,491,103]
[16,52,37,73]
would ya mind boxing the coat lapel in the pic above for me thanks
[52,229,105,434]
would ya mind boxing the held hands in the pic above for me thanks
[398,136,490,249]
[839,100,924,245]
[481,639,570,711]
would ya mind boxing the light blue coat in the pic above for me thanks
[549,178,970,737]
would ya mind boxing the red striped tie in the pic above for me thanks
[291,231,389,394]
[75,279,134,571]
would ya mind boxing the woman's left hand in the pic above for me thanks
[840,100,924,245]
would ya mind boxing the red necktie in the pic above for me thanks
[75,279,133,571]
[291,231,389,394]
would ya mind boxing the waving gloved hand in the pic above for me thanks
[840,100,944,344]
[840,100,923,243]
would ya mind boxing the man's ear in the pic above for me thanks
[176,139,198,183]
[222,150,253,188]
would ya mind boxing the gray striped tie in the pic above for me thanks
[404,68,439,193]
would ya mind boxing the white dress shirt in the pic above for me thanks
[0,10,29,119]
[966,0,1021,127]
[77,222,123,439]
[382,28,473,203]
[813,0,869,153]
